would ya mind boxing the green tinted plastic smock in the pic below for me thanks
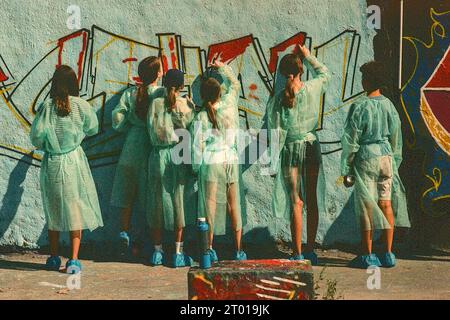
[30,97,103,232]
[267,54,330,221]
[110,85,164,211]
[191,65,247,235]
[147,94,195,231]
[341,95,410,231]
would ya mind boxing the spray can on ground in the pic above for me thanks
[198,218,211,269]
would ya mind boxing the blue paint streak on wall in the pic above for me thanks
[0,0,376,247]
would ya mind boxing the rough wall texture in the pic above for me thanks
[0,0,383,247]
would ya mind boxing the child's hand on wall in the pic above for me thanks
[297,45,310,59]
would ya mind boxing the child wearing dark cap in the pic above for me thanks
[147,69,195,268]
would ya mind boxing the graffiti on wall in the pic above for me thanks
[0,25,365,169]
[400,6,450,216]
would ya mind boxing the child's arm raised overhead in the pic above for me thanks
[82,100,99,137]
[300,45,330,93]
[30,102,47,149]
[111,89,131,132]
[214,61,240,108]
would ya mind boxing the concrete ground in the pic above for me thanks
[0,245,449,300]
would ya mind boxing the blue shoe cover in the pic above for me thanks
[66,259,82,274]
[173,253,193,268]
[303,251,319,266]
[289,254,305,261]
[349,254,381,268]
[208,248,219,263]
[150,250,164,266]
[379,252,396,268]
[235,250,247,261]
[45,256,61,271]
[118,231,130,256]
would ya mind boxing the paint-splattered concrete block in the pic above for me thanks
[188,259,314,300]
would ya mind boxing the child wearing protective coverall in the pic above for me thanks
[147,69,195,267]
[341,61,410,269]
[110,57,164,256]
[191,61,247,262]
[267,45,330,265]
[30,65,103,274]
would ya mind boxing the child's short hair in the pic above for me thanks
[360,61,386,93]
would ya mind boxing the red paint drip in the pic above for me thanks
[122,57,138,63]
[56,30,88,83]
[249,83,257,91]
[162,55,169,73]
[0,69,8,82]
[208,35,253,64]
[268,33,306,73]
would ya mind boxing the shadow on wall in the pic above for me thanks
[0,156,32,242]
[323,193,360,247]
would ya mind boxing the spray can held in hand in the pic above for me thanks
[198,218,211,269]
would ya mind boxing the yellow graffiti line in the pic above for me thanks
[401,8,450,91]
[432,195,450,202]
[400,95,416,149]
[420,95,450,155]
[94,37,119,79]
[0,89,31,132]
[238,53,244,74]
[194,274,214,290]
[127,42,135,83]
[85,133,122,150]
[95,37,119,58]
[0,143,42,160]
[288,290,296,300]
[239,106,262,117]
[105,80,130,85]
[422,167,442,206]
[108,91,122,95]
[341,37,349,100]
[250,52,259,70]
[191,296,199,300]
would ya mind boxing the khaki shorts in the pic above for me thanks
[358,155,393,201]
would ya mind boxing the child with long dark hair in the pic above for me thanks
[30,65,103,273]
[147,69,195,267]
[267,45,330,264]
[191,61,247,262]
[110,56,164,255]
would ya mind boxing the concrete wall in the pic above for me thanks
[0,0,379,248]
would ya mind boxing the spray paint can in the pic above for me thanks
[343,175,356,188]
[198,218,211,269]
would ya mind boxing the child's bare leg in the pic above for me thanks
[120,207,133,233]
[305,162,319,252]
[285,167,303,255]
[70,230,82,260]
[227,183,241,252]
[151,178,164,246]
[379,200,394,253]
[175,227,183,243]
[48,230,59,256]
[206,182,217,248]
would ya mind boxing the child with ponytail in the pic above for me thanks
[111,56,164,256]
[30,65,103,273]
[147,69,195,267]
[267,45,330,264]
[191,61,247,262]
